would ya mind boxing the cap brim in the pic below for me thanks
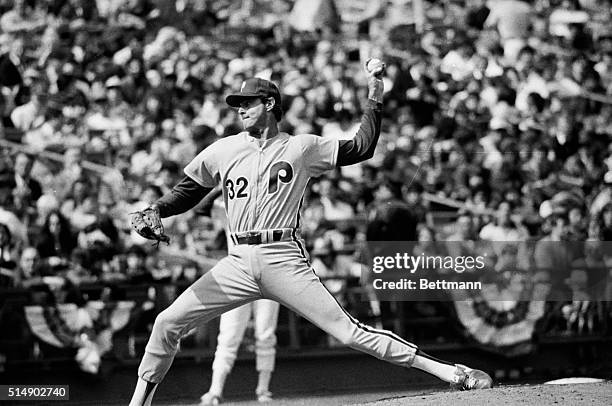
[226,93,262,107]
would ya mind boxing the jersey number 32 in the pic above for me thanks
[225,161,294,200]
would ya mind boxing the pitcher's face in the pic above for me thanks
[238,98,267,131]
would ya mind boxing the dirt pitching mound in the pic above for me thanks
[360,382,612,406]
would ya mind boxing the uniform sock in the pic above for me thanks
[208,369,229,396]
[129,377,158,406]
[411,350,460,384]
[256,370,273,395]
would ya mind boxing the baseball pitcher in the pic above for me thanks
[129,59,492,406]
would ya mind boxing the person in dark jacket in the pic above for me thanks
[35,210,77,259]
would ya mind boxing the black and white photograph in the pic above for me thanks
[0,0,611,405]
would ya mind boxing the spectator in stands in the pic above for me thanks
[414,224,446,269]
[170,123,217,168]
[465,0,490,30]
[445,211,480,261]
[125,244,153,284]
[322,109,361,141]
[568,206,588,240]
[21,101,65,151]
[0,92,6,130]
[0,0,46,34]
[77,215,120,256]
[447,212,477,241]
[12,152,42,214]
[599,202,612,241]
[10,87,47,133]
[61,178,97,230]
[35,210,77,260]
[548,0,590,43]
[479,200,527,262]
[402,181,432,226]
[317,177,355,222]
[14,246,45,288]
[479,201,525,242]
[0,35,21,91]
[0,222,17,286]
[484,0,534,62]
[534,211,574,297]
[52,147,85,199]
[590,171,612,216]
[367,175,419,244]
[521,144,555,183]
[0,173,27,246]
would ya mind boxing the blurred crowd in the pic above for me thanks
[0,0,611,324]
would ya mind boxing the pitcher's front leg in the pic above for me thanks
[130,255,261,406]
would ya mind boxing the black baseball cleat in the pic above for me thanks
[451,364,493,390]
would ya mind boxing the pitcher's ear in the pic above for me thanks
[265,97,275,111]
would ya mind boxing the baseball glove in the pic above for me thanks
[130,206,170,247]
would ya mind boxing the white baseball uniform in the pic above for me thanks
[137,131,417,384]
[212,299,279,374]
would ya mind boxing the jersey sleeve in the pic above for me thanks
[184,144,219,187]
[301,134,339,178]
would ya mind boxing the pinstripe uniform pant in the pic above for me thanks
[138,240,417,383]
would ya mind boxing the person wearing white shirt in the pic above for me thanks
[485,0,533,62]
[10,93,47,133]
[317,177,355,222]
[479,201,525,242]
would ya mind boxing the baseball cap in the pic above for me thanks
[105,76,122,88]
[226,78,282,109]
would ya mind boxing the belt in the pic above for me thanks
[230,228,295,245]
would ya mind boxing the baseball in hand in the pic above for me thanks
[366,58,385,77]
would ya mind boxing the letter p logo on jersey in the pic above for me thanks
[268,161,293,193]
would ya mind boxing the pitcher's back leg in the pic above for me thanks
[260,247,417,368]
[258,242,491,390]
